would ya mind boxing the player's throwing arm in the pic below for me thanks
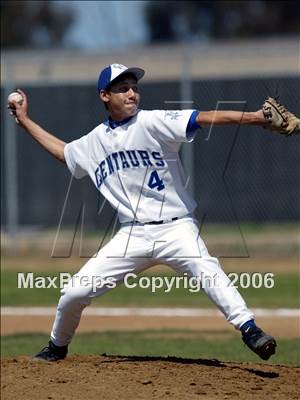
[7,89,66,162]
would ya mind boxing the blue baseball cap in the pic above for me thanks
[97,63,145,92]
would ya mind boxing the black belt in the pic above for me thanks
[130,217,179,226]
[146,217,178,225]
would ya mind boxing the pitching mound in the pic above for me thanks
[2,355,299,400]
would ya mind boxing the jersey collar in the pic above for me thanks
[108,115,134,129]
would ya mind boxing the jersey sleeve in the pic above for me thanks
[146,109,199,143]
[64,135,90,179]
[186,110,201,140]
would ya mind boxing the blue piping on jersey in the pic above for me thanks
[108,110,200,132]
[186,110,201,133]
[108,115,134,129]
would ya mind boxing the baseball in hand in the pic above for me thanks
[8,92,23,107]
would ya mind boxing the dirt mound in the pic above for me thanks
[1,355,299,400]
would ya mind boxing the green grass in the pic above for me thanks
[1,331,299,366]
[1,270,299,308]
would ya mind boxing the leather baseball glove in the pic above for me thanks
[262,97,300,136]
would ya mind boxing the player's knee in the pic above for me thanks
[60,285,92,307]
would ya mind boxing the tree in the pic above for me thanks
[1,1,74,48]
[145,0,300,43]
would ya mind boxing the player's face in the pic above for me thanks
[100,76,140,120]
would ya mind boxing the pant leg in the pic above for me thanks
[51,225,153,346]
[151,217,254,329]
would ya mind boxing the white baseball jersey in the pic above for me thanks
[64,109,197,223]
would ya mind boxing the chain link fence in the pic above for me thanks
[1,76,299,232]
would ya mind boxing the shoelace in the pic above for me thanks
[41,342,65,354]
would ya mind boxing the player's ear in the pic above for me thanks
[99,89,110,104]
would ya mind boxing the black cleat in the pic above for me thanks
[242,326,276,360]
[32,341,68,362]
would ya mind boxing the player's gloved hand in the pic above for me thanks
[262,97,300,136]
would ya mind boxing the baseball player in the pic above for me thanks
[8,63,299,362]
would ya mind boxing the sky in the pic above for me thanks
[56,1,149,50]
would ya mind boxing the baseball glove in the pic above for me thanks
[262,97,300,136]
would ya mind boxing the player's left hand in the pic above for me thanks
[262,97,300,136]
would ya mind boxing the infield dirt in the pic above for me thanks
[2,355,299,400]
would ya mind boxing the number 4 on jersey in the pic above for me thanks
[148,170,165,191]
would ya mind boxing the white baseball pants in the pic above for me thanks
[51,216,253,346]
